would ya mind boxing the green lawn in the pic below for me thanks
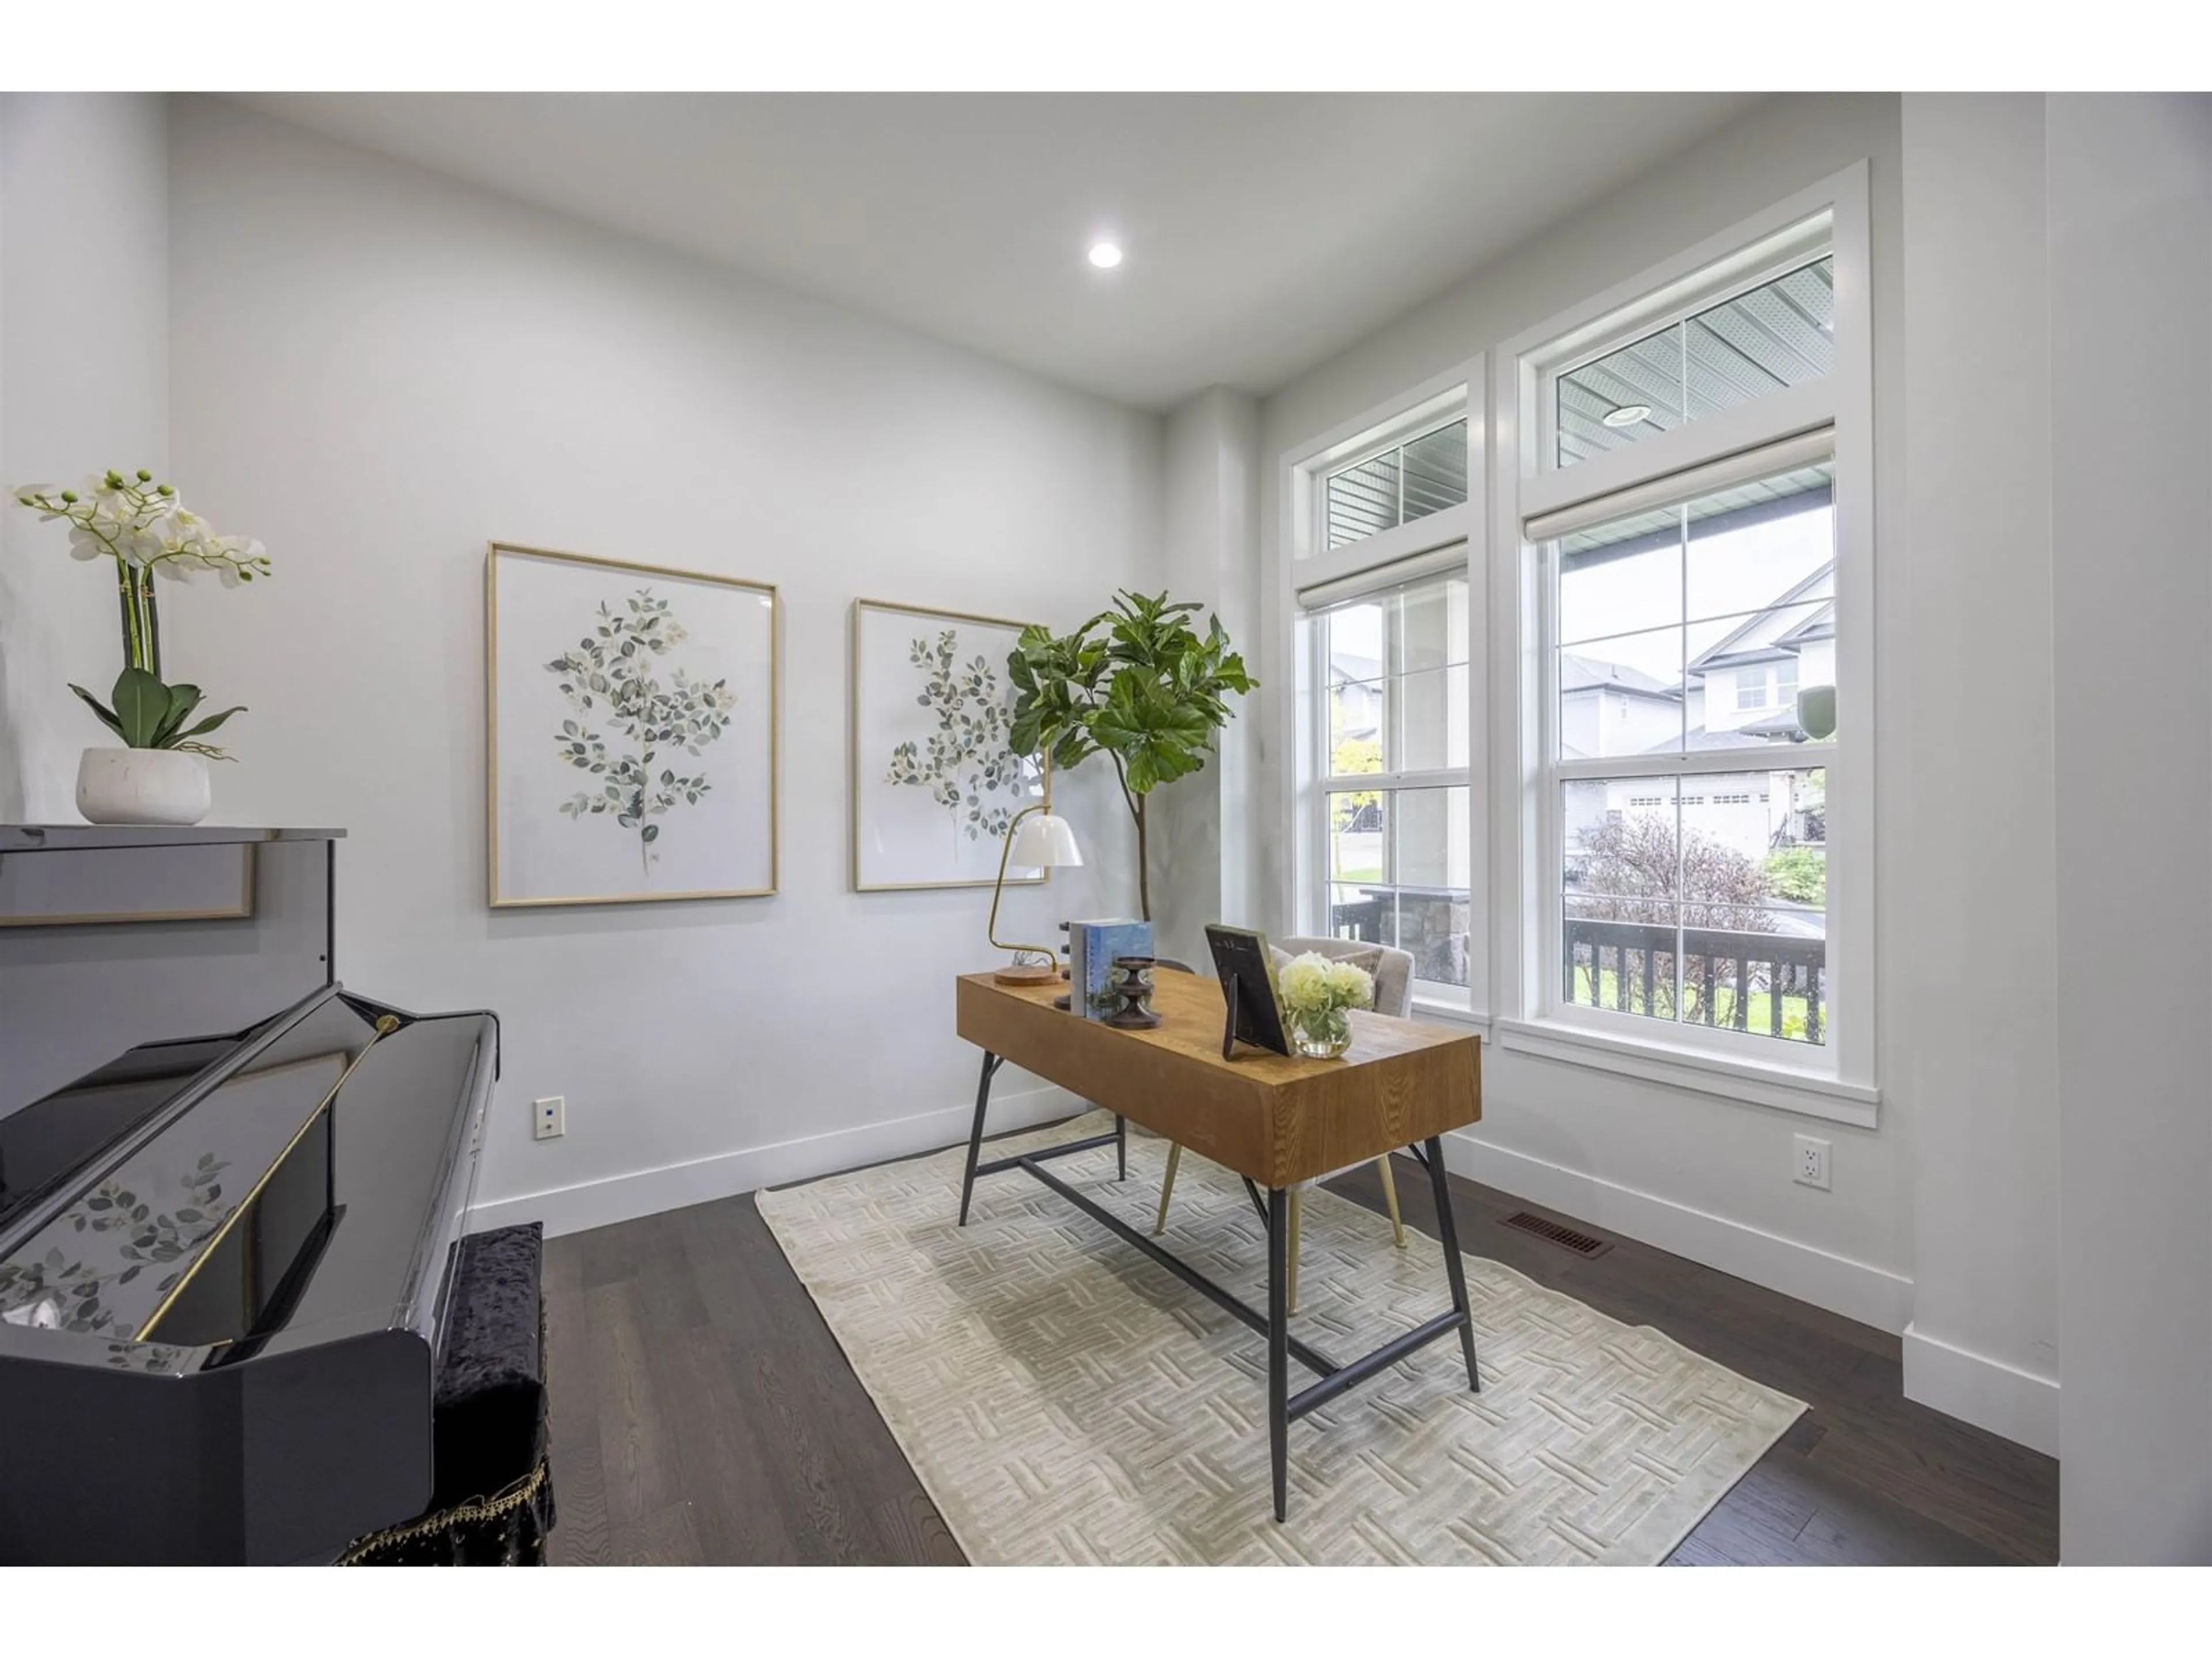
[1570,964,1819,1041]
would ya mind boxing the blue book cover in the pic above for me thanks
[1080,919,1153,1020]
[1064,918,1125,1018]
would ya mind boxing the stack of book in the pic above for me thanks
[1066,918,1153,1020]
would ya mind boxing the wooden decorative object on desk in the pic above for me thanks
[994,957,1059,986]
[1101,956,1160,1028]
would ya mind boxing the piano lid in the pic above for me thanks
[0,1033,245,1239]
[0,993,388,1345]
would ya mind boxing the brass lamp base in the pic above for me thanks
[994,961,1060,986]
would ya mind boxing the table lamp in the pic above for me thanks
[989,756,1082,985]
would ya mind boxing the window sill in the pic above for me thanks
[1409,995,1490,1037]
[1493,1016,1878,1127]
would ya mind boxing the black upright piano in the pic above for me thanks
[0,825,511,1565]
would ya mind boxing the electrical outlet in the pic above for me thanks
[1793,1133,1831,1191]
[534,1095,565,1141]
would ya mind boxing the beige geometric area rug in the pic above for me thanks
[756,1112,1804,1565]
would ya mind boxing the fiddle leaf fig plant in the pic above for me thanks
[13,471,267,759]
[1007,589,1253,921]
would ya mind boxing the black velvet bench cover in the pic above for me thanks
[339,1222,556,1565]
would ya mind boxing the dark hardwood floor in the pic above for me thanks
[542,1127,2058,1566]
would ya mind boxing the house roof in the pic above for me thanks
[1685,562,1834,677]
[1560,653,1683,700]
[1673,711,1808,751]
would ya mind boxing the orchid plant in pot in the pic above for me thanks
[11,471,270,826]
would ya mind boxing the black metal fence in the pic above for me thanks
[1563,915,1825,1043]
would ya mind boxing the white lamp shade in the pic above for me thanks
[1009,813,1082,869]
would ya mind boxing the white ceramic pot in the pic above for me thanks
[75,746,212,827]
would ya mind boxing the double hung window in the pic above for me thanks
[1308,566,1474,996]
[1498,170,1873,1103]
[1288,389,1480,1011]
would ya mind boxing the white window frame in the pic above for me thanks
[1489,164,1877,1125]
[1275,356,1488,1022]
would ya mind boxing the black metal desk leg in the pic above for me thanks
[1115,1114,1127,1181]
[1267,1182,1290,1522]
[958,1053,1003,1226]
[1422,1135,1480,1391]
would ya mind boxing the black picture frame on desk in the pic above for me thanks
[1205,925,1290,1059]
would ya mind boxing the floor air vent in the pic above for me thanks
[1499,1211,1613,1258]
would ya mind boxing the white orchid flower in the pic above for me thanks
[127,523,175,565]
[66,525,114,562]
[14,469,269,589]
[162,506,209,542]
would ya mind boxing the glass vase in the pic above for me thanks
[1290,1007,1353,1060]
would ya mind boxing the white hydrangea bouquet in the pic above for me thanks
[1277,950,1374,1060]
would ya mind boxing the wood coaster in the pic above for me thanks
[994,961,1059,986]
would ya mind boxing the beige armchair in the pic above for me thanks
[1152,936,1414,1310]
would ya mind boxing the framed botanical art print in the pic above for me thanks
[487,543,778,907]
[850,599,1044,892]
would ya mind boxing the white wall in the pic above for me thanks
[162,97,1162,1232]
[1893,93,2061,1454]
[0,94,169,823]
[1154,385,1262,967]
[1253,95,1918,1338]
[2050,92,2212,1565]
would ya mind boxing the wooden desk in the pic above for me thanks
[953,969,1483,1521]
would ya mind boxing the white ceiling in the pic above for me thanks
[226,92,1764,411]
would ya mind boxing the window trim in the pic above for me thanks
[1278,356,1488,1016]
[1490,163,1876,1112]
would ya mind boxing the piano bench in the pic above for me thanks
[339,1223,555,1566]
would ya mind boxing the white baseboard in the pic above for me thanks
[469,1084,1088,1241]
[1902,1323,2061,1457]
[1438,1128,1916,1334]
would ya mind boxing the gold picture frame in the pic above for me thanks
[850,597,1047,893]
[486,541,779,908]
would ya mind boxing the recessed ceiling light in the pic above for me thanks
[1087,241,1123,270]
[1603,404,1652,429]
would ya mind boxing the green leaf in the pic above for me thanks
[111,667,172,749]
[152,684,203,745]
[166,706,247,744]
[69,684,126,740]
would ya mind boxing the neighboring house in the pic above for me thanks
[1560,653,1687,760]
[1563,562,1832,923]
[1683,563,1835,744]
[1328,642,1383,754]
